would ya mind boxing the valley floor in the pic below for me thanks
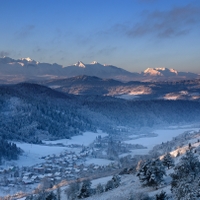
[1,124,200,199]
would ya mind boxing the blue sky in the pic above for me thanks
[0,0,200,73]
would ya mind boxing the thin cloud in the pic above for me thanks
[97,46,117,56]
[113,4,200,39]
[15,25,35,39]
[81,46,117,60]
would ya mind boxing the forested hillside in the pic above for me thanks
[1,82,200,143]
[0,138,22,163]
[0,83,95,143]
[80,95,200,128]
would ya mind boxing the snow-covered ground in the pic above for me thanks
[2,125,200,199]
[44,130,108,146]
[115,94,139,100]
[3,127,199,169]
[6,143,67,167]
[91,176,113,188]
[124,127,200,156]
[85,158,112,166]
[1,131,108,169]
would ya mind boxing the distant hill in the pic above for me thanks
[0,56,199,83]
[40,75,200,100]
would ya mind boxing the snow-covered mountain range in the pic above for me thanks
[142,67,197,80]
[0,56,198,83]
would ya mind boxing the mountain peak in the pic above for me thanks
[143,68,162,76]
[20,57,33,62]
[169,68,178,74]
[90,61,99,65]
[155,67,166,71]
[74,61,86,68]
[143,67,182,77]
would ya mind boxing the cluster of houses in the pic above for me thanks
[0,145,119,197]
[0,133,146,198]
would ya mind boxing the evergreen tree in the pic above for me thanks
[129,192,152,200]
[45,191,57,200]
[77,180,92,199]
[25,191,57,200]
[171,151,200,199]
[105,180,115,191]
[0,138,22,162]
[65,182,80,200]
[112,175,121,188]
[96,183,104,194]
[137,158,166,188]
[162,152,175,169]
[56,187,61,200]
[155,190,168,200]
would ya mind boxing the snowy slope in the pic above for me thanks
[142,67,197,79]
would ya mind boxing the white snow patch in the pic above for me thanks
[3,131,107,168]
[85,158,112,166]
[44,130,107,146]
[124,127,200,155]
[116,94,139,100]
[91,176,113,188]
[3,143,67,168]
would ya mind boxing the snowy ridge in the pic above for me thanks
[19,57,33,62]
[0,56,199,83]
[74,61,86,68]
[143,67,179,77]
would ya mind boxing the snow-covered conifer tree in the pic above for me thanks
[105,180,115,191]
[96,183,104,194]
[162,152,175,169]
[77,179,92,199]
[137,158,166,188]
[171,151,200,199]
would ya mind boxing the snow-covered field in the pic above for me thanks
[3,127,199,169]
[7,143,67,167]
[124,127,200,156]
[115,94,139,100]
[44,130,108,146]
[85,158,112,166]
[2,131,108,169]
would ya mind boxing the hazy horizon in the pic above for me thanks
[0,0,200,73]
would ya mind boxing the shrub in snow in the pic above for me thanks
[25,191,57,200]
[112,175,121,188]
[155,190,168,200]
[137,158,166,188]
[105,179,115,191]
[96,183,104,194]
[129,192,153,200]
[38,177,52,191]
[65,182,80,200]
[77,179,92,199]
[105,175,121,192]
[56,187,61,200]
